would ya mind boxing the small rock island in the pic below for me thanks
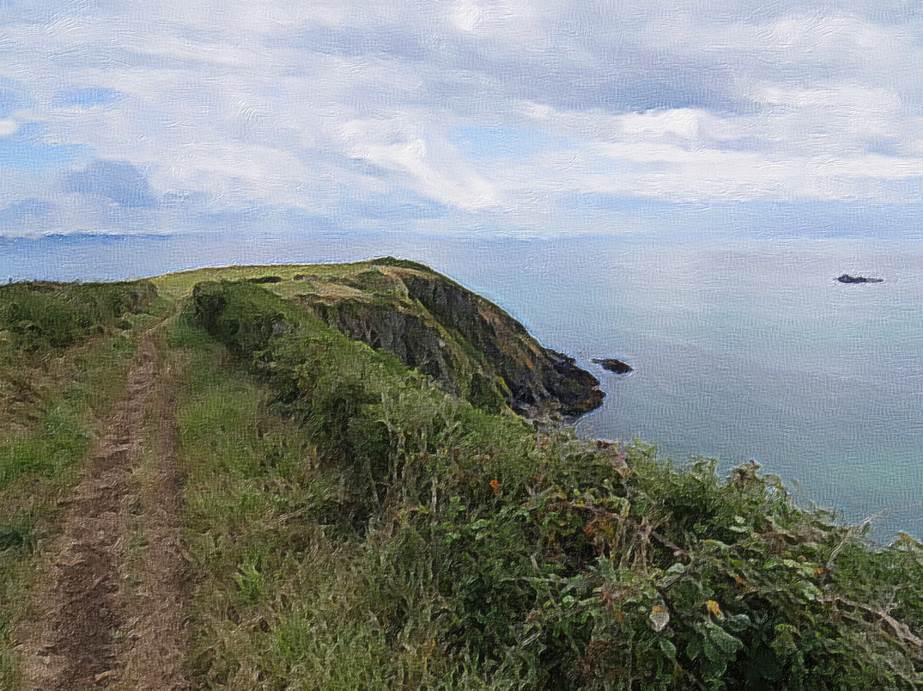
[592,357,633,374]
[837,274,884,284]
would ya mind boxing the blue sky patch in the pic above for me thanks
[0,121,83,169]
[53,86,122,109]
[452,124,569,160]
[0,89,19,118]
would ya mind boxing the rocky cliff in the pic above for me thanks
[293,258,603,418]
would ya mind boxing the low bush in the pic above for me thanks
[246,275,283,284]
[0,281,157,350]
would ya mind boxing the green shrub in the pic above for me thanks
[0,280,157,350]
[191,280,290,356]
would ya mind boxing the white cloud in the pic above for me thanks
[0,0,922,236]
[452,2,484,32]
[338,117,499,210]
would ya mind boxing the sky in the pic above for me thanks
[1,1,923,240]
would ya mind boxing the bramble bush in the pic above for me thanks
[191,280,923,689]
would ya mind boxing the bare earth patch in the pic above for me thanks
[17,330,189,690]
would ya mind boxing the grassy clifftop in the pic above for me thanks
[161,258,602,418]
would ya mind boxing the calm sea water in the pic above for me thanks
[4,231,921,540]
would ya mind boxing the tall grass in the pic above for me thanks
[177,280,922,689]
[0,281,157,351]
[170,313,406,688]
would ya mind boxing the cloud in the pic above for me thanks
[63,160,156,208]
[0,198,52,231]
[0,1,922,236]
[337,117,499,210]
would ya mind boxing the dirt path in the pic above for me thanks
[18,328,189,690]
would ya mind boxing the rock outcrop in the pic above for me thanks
[837,274,884,284]
[593,357,633,374]
[295,258,604,418]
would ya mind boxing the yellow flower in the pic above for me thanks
[706,599,723,618]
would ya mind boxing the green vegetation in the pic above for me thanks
[0,280,157,351]
[2,265,920,688]
[173,276,922,689]
[0,281,159,686]
[158,259,602,417]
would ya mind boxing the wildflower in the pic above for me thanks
[489,478,500,494]
[648,604,669,632]
[706,599,723,618]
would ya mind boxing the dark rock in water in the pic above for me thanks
[593,358,633,374]
[837,274,883,284]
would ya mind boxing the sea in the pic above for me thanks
[3,230,921,542]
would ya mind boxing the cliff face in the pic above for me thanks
[294,259,603,418]
[398,271,603,416]
[299,296,510,413]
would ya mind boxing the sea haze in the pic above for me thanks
[4,232,921,541]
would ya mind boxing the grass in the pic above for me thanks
[169,312,403,688]
[152,258,437,305]
[173,278,922,689]
[0,281,157,351]
[2,266,921,688]
[152,261,382,301]
[0,281,160,687]
[0,336,138,685]
[170,307,513,689]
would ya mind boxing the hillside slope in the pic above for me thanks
[298,258,603,417]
